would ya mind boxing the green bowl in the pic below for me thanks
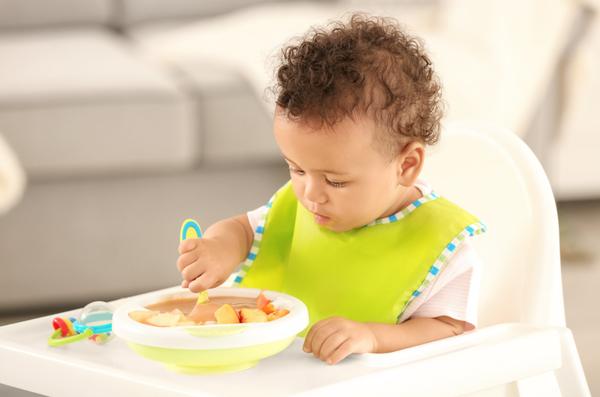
[113,288,308,375]
[126,335,296,375]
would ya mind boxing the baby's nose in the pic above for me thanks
[304,182,327,204]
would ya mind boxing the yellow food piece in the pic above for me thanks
[128,310,160,323]
[176,321,197,327]
[146,313,182,327]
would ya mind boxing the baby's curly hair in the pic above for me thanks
[270,13,445,159]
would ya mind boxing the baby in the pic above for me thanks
[177,13,485,365]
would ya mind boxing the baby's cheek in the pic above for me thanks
[291,180,305,200]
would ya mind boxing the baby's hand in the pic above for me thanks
[177,237,238,293]
[303,316,376,365]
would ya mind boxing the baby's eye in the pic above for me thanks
[289,166,305,176]
[327,179,346,188]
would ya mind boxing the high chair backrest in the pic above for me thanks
[419,121,565,328]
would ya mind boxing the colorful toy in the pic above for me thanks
[47,301,116,347]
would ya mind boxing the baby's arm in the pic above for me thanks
[306,238,481,364]
[177,214,254,293]
[303,316,464,365]
[370,316,465,352]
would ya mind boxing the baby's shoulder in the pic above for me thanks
[443,238,482,275]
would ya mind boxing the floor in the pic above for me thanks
[0,167,598,396]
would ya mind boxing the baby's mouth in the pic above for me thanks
[312,212,334,226]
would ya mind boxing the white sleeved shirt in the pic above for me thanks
[246,179,483,331]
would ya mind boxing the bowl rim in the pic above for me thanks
[112,287,309,350]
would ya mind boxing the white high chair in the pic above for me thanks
[0,121,591,397]
[399,120,591,396]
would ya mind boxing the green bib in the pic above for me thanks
[235,182,485,337]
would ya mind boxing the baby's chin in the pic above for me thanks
[320,220,362,233]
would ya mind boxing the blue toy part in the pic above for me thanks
[73,312,113,334]
[47,301,116,346]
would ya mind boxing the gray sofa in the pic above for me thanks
[0,0,593,312]
[0,0,283,181]
[0,0,286,311]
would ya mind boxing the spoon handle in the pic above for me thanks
[180,219,202,241]
[180,219,208,304]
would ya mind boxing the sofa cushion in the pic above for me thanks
[126,20,281,166]
[0,164,290,311]
[0,0,113,29]
[114,0,275,27]
[0,28,198,179]
[0,28,183,105]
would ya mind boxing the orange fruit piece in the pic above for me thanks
[259,302,276,315]
[240,308,267,323]
[215,304,240,324]
[267,309,290,322]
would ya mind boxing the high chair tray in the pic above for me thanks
[0,285,562,397]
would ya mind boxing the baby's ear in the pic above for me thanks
[396,142,425,187]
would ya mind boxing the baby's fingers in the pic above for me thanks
[303,318,333,354]
[177,250,200,272]
[306,321,338,359]
[318,332,347,363]
[178,238,199,255]
[326,340,356,365]
[188,272,217,293]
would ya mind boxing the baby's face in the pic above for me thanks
[274,114,417,232]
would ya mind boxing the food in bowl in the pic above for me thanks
[112,287,309,375]
[127,290,290,327]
